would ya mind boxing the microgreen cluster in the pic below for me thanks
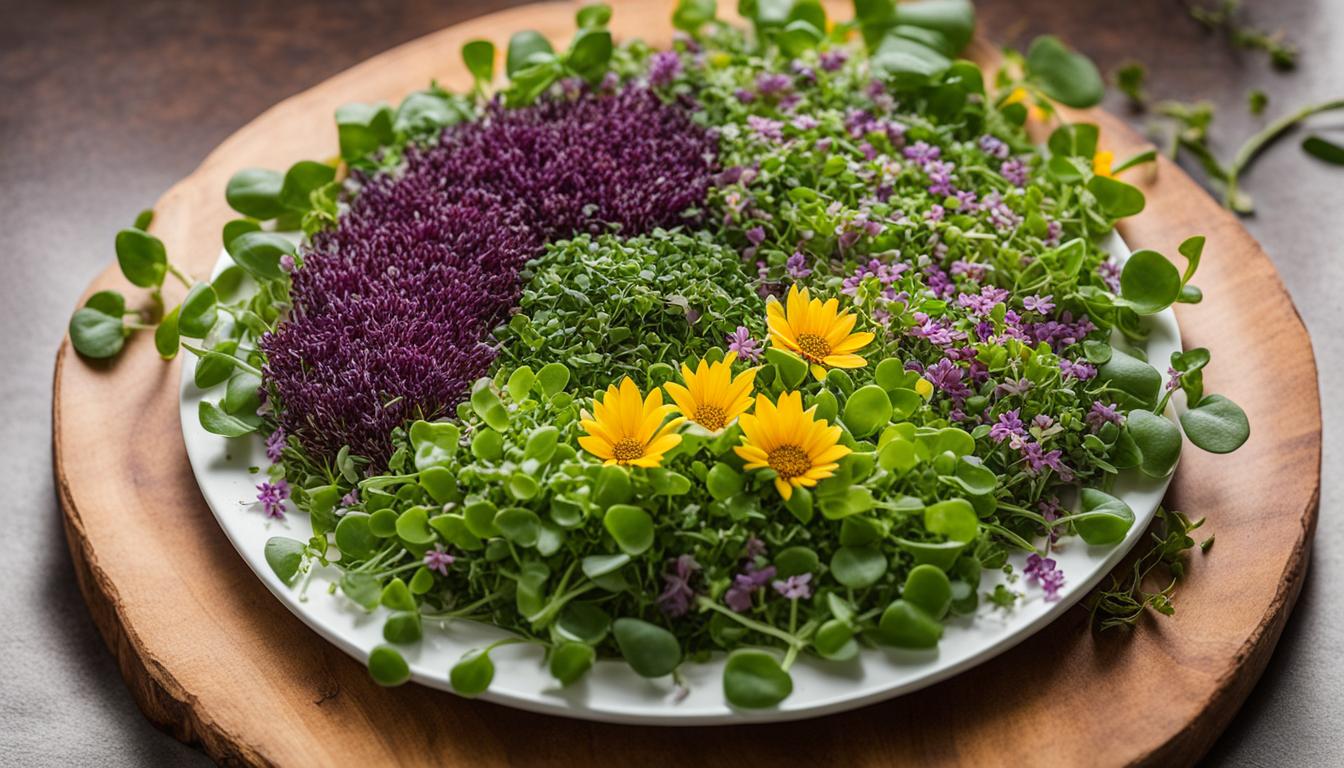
[71,0,1251,711]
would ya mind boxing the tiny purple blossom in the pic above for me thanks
[658,554,700,617]
[990,409,1026,443]
[725,563,776,613]
[1166,366,1182,391]
[424,544,455,576]
[786,251,813,279]
[1022,294,1055,314]
[265,427,286,463]
[279,254,297,274]
[726,326,763,363]
[756,72,792,95]
[256,479,289,520]
[978,134,1011,159]
[647,50,682,87]
[747,115,784,142]
[1087,401,1125,432]
[819,49,848,71]
[1098,261,1122,291]
[1025,553,1066,601]
[772,573,814,600]
[1000,158,1029,187]
[1060,358,1097,381]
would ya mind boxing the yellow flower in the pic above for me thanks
[664,352,758,433]
[1093,149,1114,178]
[579,377,683,468]
[734,391,851,500]
[1003,86,1050,122]
[767,284,874,380]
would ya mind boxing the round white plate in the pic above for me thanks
[181,231,1177,725]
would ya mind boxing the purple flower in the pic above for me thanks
[261,87,717,466]
[726,326,763,363]
[1020,441,1073,481]
[265,427,286,463]
[772,573,814,600]
[745,536,768,560]
[786,251,812,279]
[1097,261,1121,291]
[1166,366,1182,391]
[924,159,956,196]
[1039,496,1064,543]
[978,134,1010,159]
[791,114,819,131]
[903,141,940,166]
[725,563,776,613]
[747,115,785,142]
[1087,401,1124,432]
[1000,158,1029,187]
[995,378,1033,398]
[745,226,766,246]
[256,479,289,520]
[647,50,682,87]
[279,254,297,274]
[1022,294,1055,314]
[658,554,700,617]
[1044,220,1063,247]
[1060,358,1097,381]
[925,357,972,401]
[734,88,756,104]
[1025,553,1065,601]
[340,488,360,508]
[980,191,1022,231]
[819,49,848,71]
[756,72,792,95]
[424,544,455,576]
[990,409,1026,443]
[925,204,945,222]
[1032,414,1055,430]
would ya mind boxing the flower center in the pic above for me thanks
[611,437,645,463]
[767,444,812,480]
[694,403,728,431]
[796,333,831,362]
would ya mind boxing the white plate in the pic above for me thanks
[181,231,1177,725]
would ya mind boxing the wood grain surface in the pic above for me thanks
[52,2,1321,765]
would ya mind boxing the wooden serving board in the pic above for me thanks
[52,2,1321,765]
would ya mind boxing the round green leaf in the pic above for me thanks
[178,282,218,339]
[197,400,261,437]
[367,645,411,687]
[924,498,978,543]
[612,618,681,678]
[227,231,295,281]
[1088,176,1146,219]
[813,619,858,661]
[334,512,379,559]
[380,577,416,611]
[263,536,305,585]
[556,602,611,644]
[278,160,336,212]
[549,641,596,686]
[462,39,496,83]
[604,504,654,556]
[225,168,286,220]
[1025,35,1103,107]
[450,650,495,696]
[222,218,261,249]
[1076,488,1136,546]
[114,228,168,288]
[1120,249,1182,315]
[535,361,571,395]
[506,30,554,77]
[1126,409,1183,478]
[410,420,461,471]
[395,506,435,545]
[830,545,887,588]
[774,546,820,579]
[69,307,126,359]
[84,290,125,317]
[723,649,793,709]
[1179,394,1250,454]
[902,564,952,620]
[896,538,965,571]
[154,305,180,360]
[843,384,894,437]
[878,599,943,648]
[383,611,422,644]
[494,507,542,547]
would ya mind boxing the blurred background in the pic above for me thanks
[1,1,1338,764]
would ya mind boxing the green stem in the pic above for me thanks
[166,262,195,289]
[695,596,804,648]
[980,522,1042,555]
[1225,98,1344,205]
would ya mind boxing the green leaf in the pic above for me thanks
[1025,35,1104,107]
[774,546,820,579]
[132,208,154,230]
[581,553,630,579]
[1075,488,1135,546]
[263,536,305,585]
[549,641,596,686]
[339,572,382,610]
[1126,409,1183,478]
[871,34,950,83]
[380,577,417,612]
[842,384,893,437]
[227,231,295,281]
[84,290,126,318]
[672,0,717,33]
[723,649,793,709]
[944,456,996,495]
[223,370,262,415]
[450,649,495,696]
[896,538,964,571]
[1119,249,1182,314]
[877,599,943,648]
[395,506,435,545]
[222,219,261,249]
[765,346,808,388]
[494,507,542,547]
[1089,175,1146,219]
[154,305,180,360]
[1098,348,1162,408]
[177,282,218,339]
[576,2,612,28]
[410,420,461,471]
[225,168,286,220]
[278,160,336,212]
[566,28,613,81]
[924,498,978,542]
[383,611,422,644]
[902,564,952,620]
[1180,394,1250,454]
[114,228,168,288]
[506,30,554,77]
[535,361,571,396]
[69,307,126,359]
[394,90,470,135]
[778,20,823,57]
[1178,235,1205,286]
[612,618,681,678]
[367,645,411,687]
[814,619,858,660]
[1302,135,1344,165]
[556,603,611,644]
[334,512,379,559]
[830,545,887,588]
[335,102,394,162]
[462,39,496,83]
[198,400,260,437]
[604,504,654,555]
[892,0,974,51]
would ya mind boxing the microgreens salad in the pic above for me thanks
[71,0,1250,710]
